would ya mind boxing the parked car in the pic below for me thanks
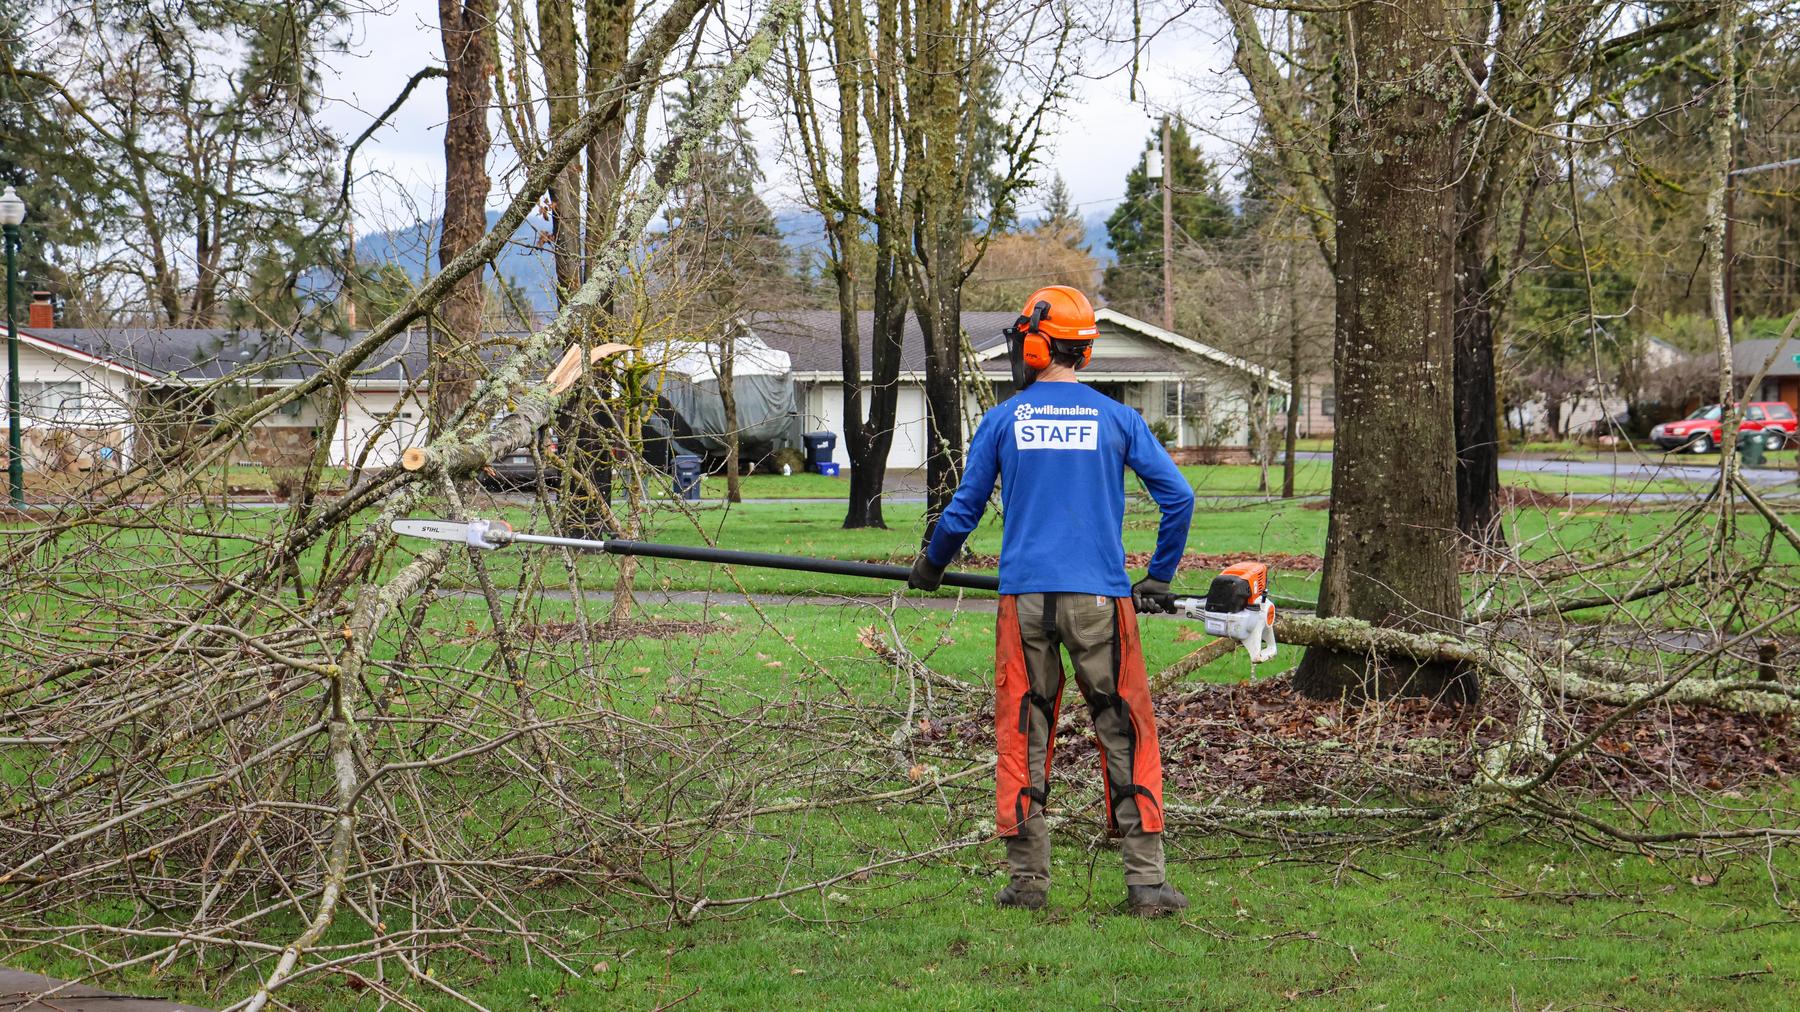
[480,428,561,488]
[1649,402,1797,453]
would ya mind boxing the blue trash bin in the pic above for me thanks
[802,431,837,472]
[672,454,703,501]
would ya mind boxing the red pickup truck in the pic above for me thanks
[1650,402,1797,453]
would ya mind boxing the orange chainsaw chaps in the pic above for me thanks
[994,596,1060,837]
[1096,597,1164,834]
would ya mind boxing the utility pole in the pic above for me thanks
[1161,115,1174,333]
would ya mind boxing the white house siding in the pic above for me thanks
[1145,373,1256,448]
[800,381,928,469]
[3,341,139,470]
[332,389,427,468]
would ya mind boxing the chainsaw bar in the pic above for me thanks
[391,518,515,548]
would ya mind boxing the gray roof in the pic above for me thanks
[22,326,478,384]
[747,310,1017,374]
[1734,337,1800,378]
[750,309,1279,384]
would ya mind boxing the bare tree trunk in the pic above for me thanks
[1291,0,1471,704]
[1282,257,1300,499]
[916,267,964,532]
[908,0,967,533]
[799,0,914,533]
[853,0,913,530]
[1453,177,1505,546]
[1254,376,1271,493]
[1704,0,1740,494]
[584,0,633,269]
[842,252,908,529]
[719,327,743,503]
[538,0,583,301]
[558,0,634,538]
[434,0,494,425]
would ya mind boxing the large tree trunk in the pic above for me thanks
[1453,199,1504,545]
[837,0,908,529]
[1291,0,1472,704]
[434,0,494,425]
[908,0,967,533]
[843,236,908,528]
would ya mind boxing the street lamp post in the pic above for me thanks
[1,186,24,508]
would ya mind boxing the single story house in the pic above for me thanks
[7,304,1287,476]
[749,307,1289,470]
[4,320,428,471]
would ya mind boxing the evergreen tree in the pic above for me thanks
[661,90,793,307]
[659,85,794,502]
[0,6,111,320]
[1101,120,1233,313]
[11,0,347,327]
[1037,174,1084,247]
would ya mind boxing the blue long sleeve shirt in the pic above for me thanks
[925,381,1196,597]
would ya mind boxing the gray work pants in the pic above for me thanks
[1001,591,1165,887]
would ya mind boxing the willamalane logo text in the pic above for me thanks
[1014,403,1100,421]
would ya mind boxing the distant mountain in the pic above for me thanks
[1083,212,1114,264]
[357,210,560,311]
[771,205,1116,262]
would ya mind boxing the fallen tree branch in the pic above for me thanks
[857,624,979,695]
[1274,614,1798,715]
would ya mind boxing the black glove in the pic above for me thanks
[908,554,947,591]
[1131,575,1174,614]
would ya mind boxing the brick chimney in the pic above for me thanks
[28,291,53,329]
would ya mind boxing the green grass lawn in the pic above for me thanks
[9,596,1796,1008]
[6,487,1799,1008]
[661,454,1784,502]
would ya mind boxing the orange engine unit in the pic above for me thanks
[1220,562,1266,600]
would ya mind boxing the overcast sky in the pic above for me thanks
[317,0,1253,235]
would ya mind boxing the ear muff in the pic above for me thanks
[1021,332,1052,370]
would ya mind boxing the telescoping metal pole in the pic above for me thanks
[390,519,1279,661]
[391,518,1001,592]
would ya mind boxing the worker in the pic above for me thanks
[908,286,1195,917]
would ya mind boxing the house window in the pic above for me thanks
[1321,385,1336,417]
[1162,381,1205,420]
[20,380,83,419]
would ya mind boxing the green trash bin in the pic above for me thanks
[1737,428,1766,468]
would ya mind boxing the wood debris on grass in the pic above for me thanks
[929,677,1798,800]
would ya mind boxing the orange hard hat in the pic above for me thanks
[1020,285,1099,343]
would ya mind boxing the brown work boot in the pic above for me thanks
[1126,881,1189,917]
[995,880,1048,910]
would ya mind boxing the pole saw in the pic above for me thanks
[391,518,1278,662]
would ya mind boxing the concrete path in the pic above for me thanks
[0,969,211,1011]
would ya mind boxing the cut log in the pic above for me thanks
[1276,614,1799,716]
